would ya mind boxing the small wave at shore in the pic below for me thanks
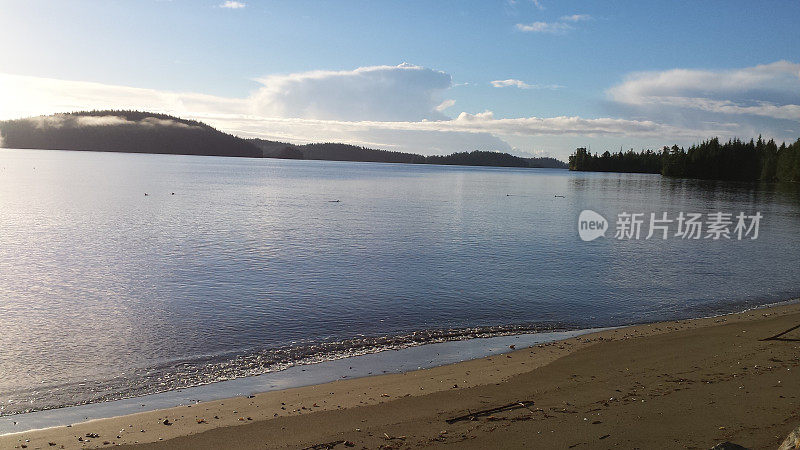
[0,322,570,417]
[5,296,798,417]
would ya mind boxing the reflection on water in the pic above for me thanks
[0,148,798,415]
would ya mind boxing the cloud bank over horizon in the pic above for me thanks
[1,61,797,159]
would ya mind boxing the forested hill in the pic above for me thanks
[250,139,569,169]
[0,111,263,158]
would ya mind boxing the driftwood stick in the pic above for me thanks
[302,440,347,450]
[761,323,800,341]
[445,401,535,424]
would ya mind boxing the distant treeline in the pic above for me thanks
[252,140,424,163]
[0,110,263,158]
[251,139,568,169]
[0,110,568,169]
[569,137,800,182]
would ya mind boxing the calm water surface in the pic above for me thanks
[1,148,799,415]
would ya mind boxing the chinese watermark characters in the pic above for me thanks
[579,210,762,241]
[614,211,762,240]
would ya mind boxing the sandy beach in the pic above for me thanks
[3,301,799,450]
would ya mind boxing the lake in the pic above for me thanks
[1,148,799,416]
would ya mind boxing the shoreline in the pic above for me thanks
[0,328,605,435]
[3,300,799,449]
[2,298,789,425]
[0,147,569,170]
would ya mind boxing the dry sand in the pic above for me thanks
[3,302,799,449]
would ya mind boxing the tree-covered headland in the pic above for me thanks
[569,137,800,182]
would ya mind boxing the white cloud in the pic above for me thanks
[517,14,593,34]
[491,79,562,90]
[0,73,247,120]
[250,63,452,121]
[560,14,592,22]
[219,1,246,9]
[492,79,532,89]
[607,60,800,121]
[435,99,456,111]
[516,21,572,33]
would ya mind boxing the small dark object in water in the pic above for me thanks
[554,194,565,198]
[171,192,175,195]
[144,193,149,196]
[328,200,340,203]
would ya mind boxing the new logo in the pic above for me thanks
[578,210,608,241]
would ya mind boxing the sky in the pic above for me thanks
[0,0,798,160]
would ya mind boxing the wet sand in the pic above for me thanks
[3,302,799,449]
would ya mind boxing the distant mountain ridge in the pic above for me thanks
[0,111,568,169]
[250,139,568,168]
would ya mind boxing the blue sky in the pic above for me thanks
[1,0,799,159]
